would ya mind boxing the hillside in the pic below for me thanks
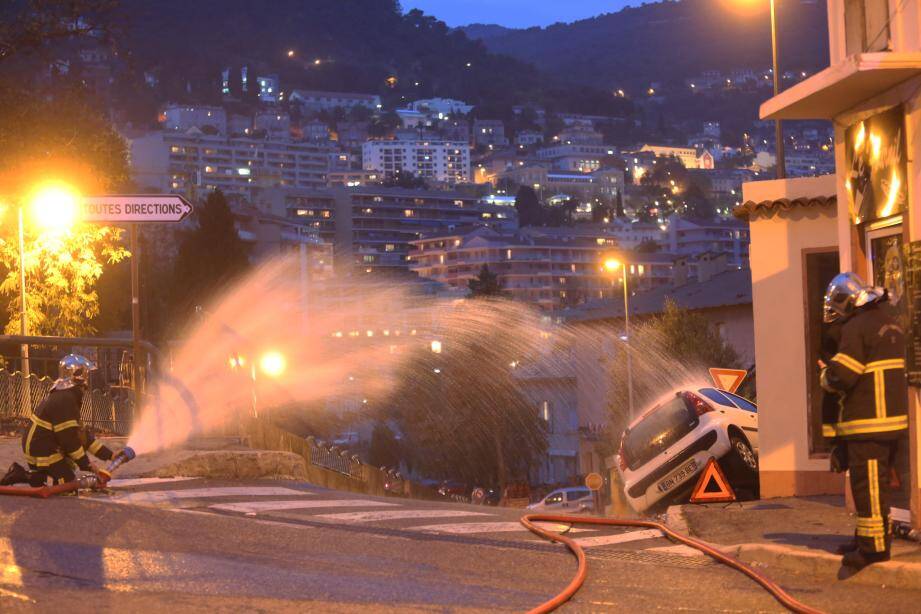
[461,0,829,89]
[114,0,628,117]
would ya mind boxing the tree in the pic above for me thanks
[171,190,251,323]
[0,88,131,337]
[515,185,542,227]
[0,1,117,65]
[635,238,661,253]
[468,264,503,297]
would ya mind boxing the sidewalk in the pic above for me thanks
[668,495,921,590]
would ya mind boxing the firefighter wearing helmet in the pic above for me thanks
[820,272,908,569]
[1,354,114,488]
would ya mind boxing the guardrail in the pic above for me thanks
[306,437,365,480]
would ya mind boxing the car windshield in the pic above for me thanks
[566,489,591,501]
[544,491,563,504]
[623,396,695,470]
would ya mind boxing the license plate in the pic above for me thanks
[657,459,698,493]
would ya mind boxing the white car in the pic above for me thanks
[527,487,594,513]
[616,387,758,514]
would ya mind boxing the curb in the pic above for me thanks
[662,507,921,590]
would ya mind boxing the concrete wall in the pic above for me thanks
[743,176,842,498]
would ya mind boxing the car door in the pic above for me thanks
[697,387,759,448]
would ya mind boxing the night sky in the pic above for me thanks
[401,0,634,28]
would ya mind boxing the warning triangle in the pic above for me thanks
[689,457,736,504]
[708,368,748,394]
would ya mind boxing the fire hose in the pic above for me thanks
[520,513,826,614]
[0,447,136,498]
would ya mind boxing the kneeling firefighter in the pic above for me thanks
[820,272,908,569]
[1,354,113,487]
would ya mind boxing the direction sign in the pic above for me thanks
[584,472,604,491]
[82,195,193,223]
[708,368,748,394]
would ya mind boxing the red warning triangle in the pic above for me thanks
[689,457,736,503]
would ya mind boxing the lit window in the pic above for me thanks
[541,400,550,422]
[404,209,414,217]
[204,166,214,173]
[506,249,512,260]
[321,210,330,218]
[385,244,395,252]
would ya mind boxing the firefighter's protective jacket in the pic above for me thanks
[22,387,114,469]
[822,301,908,440]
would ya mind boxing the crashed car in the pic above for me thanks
[616,387,758,514]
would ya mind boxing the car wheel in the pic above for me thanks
[731,434,758,473]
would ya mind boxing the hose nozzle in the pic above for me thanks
[98,446,136,486]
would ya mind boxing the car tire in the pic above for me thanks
[728,434,759,499]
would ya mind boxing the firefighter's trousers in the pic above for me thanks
[848,440,897,555]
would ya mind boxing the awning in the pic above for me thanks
[760,52,921,121]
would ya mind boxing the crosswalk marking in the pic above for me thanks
[313,510,491,523]
[646,544,704,557]
[573,528,664,548]
[107,477,198,489]
[412,521,594,535]
[209,499,399,513]
[114,486,309,506]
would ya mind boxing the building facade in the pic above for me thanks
[362,139,471,184]
[129,131,331,196]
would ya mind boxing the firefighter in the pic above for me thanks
[1,354,113,488]
[820,272,908,569]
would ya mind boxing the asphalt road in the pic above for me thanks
[0,478,919,612]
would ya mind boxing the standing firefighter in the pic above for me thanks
[820,272,908,569]
[1,355,113,488]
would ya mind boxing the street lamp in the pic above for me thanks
[17,182,80,376]
[603,257,635,419]
[769,0,785,179]
[259,350,287,378]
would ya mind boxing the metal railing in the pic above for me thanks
[307,438,365,480]
[0,369,134,435]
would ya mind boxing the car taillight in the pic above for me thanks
[618,438,629,472]
[683,391,713,416]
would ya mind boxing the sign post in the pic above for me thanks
[585,472,604,515]
[82,195,193,414]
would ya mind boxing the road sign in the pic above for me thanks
[584,472,604,491]
[689,457,736,504]
[82,195,193,223]
[708,367,748,394]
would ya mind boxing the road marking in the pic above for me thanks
[209,499,400,513]
[412,521,595,535]
[573,528,664,548]
[113,487,310,506]
[313,510,491,523]
[106,477,199,488]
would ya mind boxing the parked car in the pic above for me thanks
[616,387,759,514]
[526,487,594,513]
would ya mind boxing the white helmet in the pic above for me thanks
[823,272,885,323]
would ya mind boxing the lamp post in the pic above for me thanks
[769,0,785,179]
[16,183,80,378]
[604,258,634,419]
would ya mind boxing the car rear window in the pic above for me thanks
[622,396,696,470]
[723,391,757,412]
[698,388,736,407]
[566,489,591,501]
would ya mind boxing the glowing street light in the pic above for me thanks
[603,255,634,418]
[259,350,287,378]
[430,340,442,354]
[287,49,295,58]
[14,181,80,377]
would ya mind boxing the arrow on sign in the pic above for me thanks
[708,368,748,394]
[82,195,193,223]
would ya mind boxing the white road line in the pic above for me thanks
[209,499,399,513]
[114,487,310,506]
[313,510,491,523]
[573,528,664,548]
[106,477,199,488]
[412,521,595,535]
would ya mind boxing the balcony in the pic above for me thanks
[761,52,921,120]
